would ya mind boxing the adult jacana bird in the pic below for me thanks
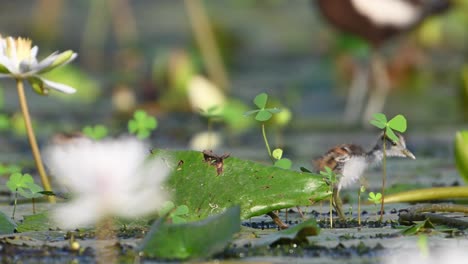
[316,0,451,124]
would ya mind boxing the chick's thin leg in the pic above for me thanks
[332,186,346,221]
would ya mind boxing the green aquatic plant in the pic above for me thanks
[160,201,189,224]
[368,191,382,219]
[82,124,108,140]
[272,148,292,170]
[0,163,21,176]
[358,185,366,226]
[6,173,43,218]
[320,166,338,228]
[244,92,281,162]
[128,110,158,139]
[0,36,77,202]
[370,113,408,221]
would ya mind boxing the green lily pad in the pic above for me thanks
[140,206,241,259]
[156,149,329,221]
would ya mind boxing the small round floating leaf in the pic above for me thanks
[274,158,292,170]
[173,205,189,216]
[253,93,268,109]
[255,110,272,121]
[388,114,407,132]
[160,201,176,216]
[272,148,283,160]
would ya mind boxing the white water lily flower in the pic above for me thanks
[45,137,171,229]
[0,36,77,94]
[187,75,225,113]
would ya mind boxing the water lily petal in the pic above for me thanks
[40,77,76,94]
[33,51,59,72]
[53,196,99,229]
[30,45,38,59]
[0,55,18,74]
[37,50,77,74]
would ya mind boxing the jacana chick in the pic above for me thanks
[314,132,415,220]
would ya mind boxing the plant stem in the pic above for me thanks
[12,190,18,219]
[358,188,361,226]
[16,79,55,203]
[184,0,230,91]
[329,196,333,228]
[384,187,468,203]
[207,117,212,149]
[261,123,273,162]
[96,216,117,263]
[380,133,387,222]
[32,198,36,214]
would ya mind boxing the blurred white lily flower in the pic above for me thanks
[45,137,171,229]
[0,36,77,94]
[187,75,225,113]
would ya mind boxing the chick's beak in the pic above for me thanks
[402,149,416,159]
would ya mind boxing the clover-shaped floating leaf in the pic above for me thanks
[368,192,382,204]
[128,110,158,139]
[370,113,407,142]
[244,93,281,122]
[82,124,108,140]
[6,173,43,199]
[0,163,21,176]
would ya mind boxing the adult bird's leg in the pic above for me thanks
[332,186,346,221]
[267,211,289,229]
[344,60,370,124]
[362,50,390,125]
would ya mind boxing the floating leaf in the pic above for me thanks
[401,219,434,236]
[272,149,283,160]
[388,114,407,132]
[274,158,292,170]
[155,149,329,220]
[249,218,320,247]
[140,206,241,259]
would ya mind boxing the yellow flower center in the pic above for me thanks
[6,37,33,62]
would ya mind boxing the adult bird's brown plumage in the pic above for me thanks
[316,0,451,124]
